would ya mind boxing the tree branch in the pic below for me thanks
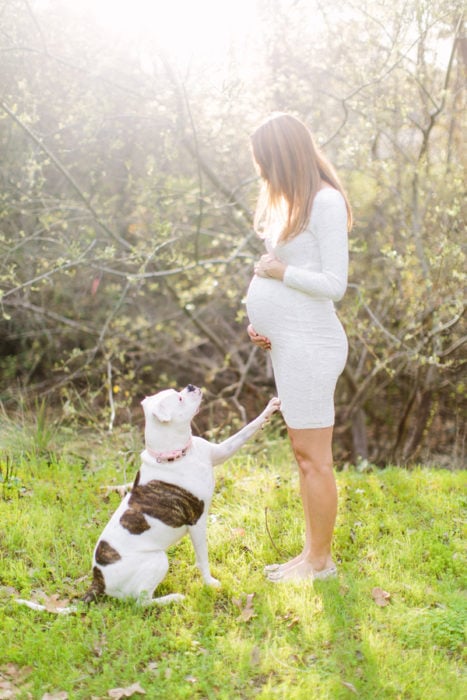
[1,239,97,300]
[0,101,131,250]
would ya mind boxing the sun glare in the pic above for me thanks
[63,0,259,67]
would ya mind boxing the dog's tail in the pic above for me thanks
[14,568,104,613]
[15,598,77,614]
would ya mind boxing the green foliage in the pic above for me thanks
[0,456,22,500]
[0,424,466,699]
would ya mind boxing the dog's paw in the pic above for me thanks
[268,397,281,412]
[204,576,221,588]
[149,593,185,606]
[262,397,281,421]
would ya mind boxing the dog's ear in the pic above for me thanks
[152,399,172,423]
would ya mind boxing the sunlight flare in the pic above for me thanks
[47,0,260,66]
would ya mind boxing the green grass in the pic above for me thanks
[0,423,466,700]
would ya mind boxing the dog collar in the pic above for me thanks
[146,438,192,463]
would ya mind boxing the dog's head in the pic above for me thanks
[141,384,202,427]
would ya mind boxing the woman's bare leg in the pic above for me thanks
[267,426,337,581]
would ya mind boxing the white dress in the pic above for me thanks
[246,188,349,429]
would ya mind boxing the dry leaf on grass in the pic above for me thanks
[42,692,68,700]
[281,612,300,629]
[250,646,261,666]
[232,593,256,622]
[43,594,72,613]
[0,663,33,699]
[230,527,245,537]
[108,682,146,698]
[341,680,358,694]
[15,593,75,615]
[0,586,20,598]
[371,587,391,606]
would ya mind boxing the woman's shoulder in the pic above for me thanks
[311,187,346,218]
[314,186,345,205]
[309,187,348,234]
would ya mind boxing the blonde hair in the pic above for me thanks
[251,113,352,241]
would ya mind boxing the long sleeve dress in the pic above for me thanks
[246,187,349,429]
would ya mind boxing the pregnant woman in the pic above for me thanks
[246,113,352,582]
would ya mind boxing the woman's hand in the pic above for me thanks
[247,324,271,351]
[254,253,286,280]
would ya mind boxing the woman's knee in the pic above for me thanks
[288,428,334,476]
[294,448,333,476]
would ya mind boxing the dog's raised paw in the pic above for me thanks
[266,397,281,414]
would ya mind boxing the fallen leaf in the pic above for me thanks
[0,663,33,699]
[231,528,245,537]
[371,587,391,607]
[43,594,73,613]
[280,611,301,628]
[0,682,15,700]
[16,592,75,615]
[184,676,197,684]
[250,646,261,666]
[0,587,20,597]
[108,682,146,698]
[42,693,68,700]
[232,593,256,622]
[1,665,32,681]
[341,680,358,694]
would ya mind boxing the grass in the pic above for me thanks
[0,417,466,700]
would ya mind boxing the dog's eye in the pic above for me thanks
[179,396,183,402]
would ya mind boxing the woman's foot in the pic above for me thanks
[266,558,337,582]
[263,552,307,574]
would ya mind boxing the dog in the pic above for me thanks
[80,385,280,606]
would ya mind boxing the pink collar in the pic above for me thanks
[146,437,192,463]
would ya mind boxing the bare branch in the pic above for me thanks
[0,101,131,250]
[1,240,97,300]
[1,299,97,335]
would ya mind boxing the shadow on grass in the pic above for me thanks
[314,576,387,699]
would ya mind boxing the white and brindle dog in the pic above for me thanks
[79,385,280,606]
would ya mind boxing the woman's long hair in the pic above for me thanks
[251,113,352,241]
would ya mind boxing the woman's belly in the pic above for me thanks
[245,275,338,342]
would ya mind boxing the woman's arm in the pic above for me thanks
[254,189,348,302]
[283,190,348,301]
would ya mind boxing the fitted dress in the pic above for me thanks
[246,187,349,429]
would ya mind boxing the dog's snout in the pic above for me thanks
[187,384,196,392]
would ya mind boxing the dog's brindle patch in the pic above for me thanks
[119,508,151,534]
[95,539,122,566]
[82,566,106,603]
[120,479,205,530]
